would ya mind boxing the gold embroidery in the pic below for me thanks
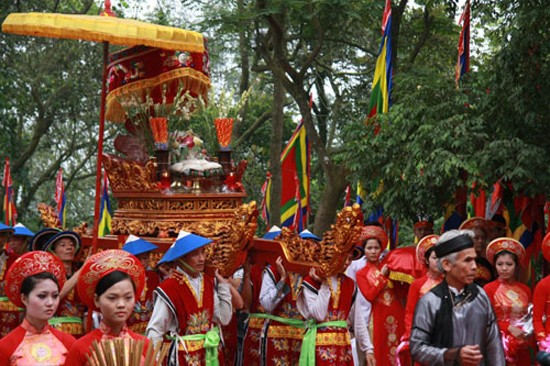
[248,317,266,329]
[31,343,52,362]
[129,322,148,334]
[0,298,22,311]
[178,339,205,353]
[178,272,205,308]
[267,325,305,340]
[315,331,351,346]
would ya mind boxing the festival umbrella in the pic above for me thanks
[1,1,205,252]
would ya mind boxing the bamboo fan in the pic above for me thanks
[86,338,170,366]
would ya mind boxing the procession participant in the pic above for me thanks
[345,225,376,366]
[157,260,176,282]
[402,234,443,342]
[146,230,233,366]
[413,213,434,242]
[121,234,160,334]
[356,225,405,366]
[0,251,75,365]
[297,253,372,365]
[409,230,505,365]
[240,257,267,366]
[258,256,306,365]
[65,249,148,365]
[221,269,244,366]
[0,224,18,337]
[43,230,86,337]
[533,232,550,354]
[6,223,34,258]
[460,217,494,286]
[484,238,532,365]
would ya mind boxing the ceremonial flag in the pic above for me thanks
[55,169,66,228]
[2,158,17,226]
[343,184,351,207]
[98,171,112,237]
[263,121,310,229]
[366,0,393,125]
[456,0,471,87]
[356,181,366,206]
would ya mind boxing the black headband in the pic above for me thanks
[435,234,474,258]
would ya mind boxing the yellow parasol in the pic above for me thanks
[1,2,207,252]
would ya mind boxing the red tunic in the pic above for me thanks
[403,272,443,339]
[64,323,148,366]
[534,275,550,344]
[301,274,355,365]
[0,319,75,365]
[262,267,305,366]
[155,271,220,365]
[51,286,86,338]
[127,269,160,334]
[241,264,265,366]
[484,279,533,365]
[357,262,405,366]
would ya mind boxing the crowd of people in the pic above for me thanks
[0,215,549,365]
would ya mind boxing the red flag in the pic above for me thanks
[343,184,351,207]
[2,158,17,226]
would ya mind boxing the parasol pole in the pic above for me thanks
[91,41,109,255]
[87,41,109,333]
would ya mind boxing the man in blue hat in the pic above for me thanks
[6,223,34,258]
[122,235,160,334]
[146,231,232,365]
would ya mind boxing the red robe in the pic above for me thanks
[403,272,443,339]
[155,271,221,365]
[241,264,265,366]
[301,275,355,365]
[64,323,148,366]
[357,262,405,366]
[0,319,75,365]
[262,267,305,366]
[485,279,533,365]
[127,268,160,334]
[534,275,550,344]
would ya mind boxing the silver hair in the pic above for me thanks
[436,229,474,273]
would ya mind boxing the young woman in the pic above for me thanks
[484,238,532,366]
[403,234,442,339]
[0,251,75,365]
[44,231,87,337]
[356,225,405,366]
[64,249,147,365]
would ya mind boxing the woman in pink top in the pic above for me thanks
[0,251,75,365]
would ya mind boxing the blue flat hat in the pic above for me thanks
[262,225,282,240]
[122,235,158,256]
[158,230,212,264]
[30,228,61,251]
[299,229,321,241]
[0,223,14,235]
[13,223,34,237]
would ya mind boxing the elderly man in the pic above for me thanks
[410,230,504,366]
